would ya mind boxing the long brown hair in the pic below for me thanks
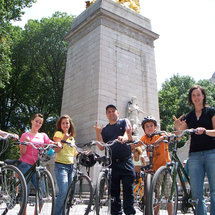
[188,85,206,107]
[31,113,44,122]
[56,115,76,137]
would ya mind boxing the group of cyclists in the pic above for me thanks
[1,84,215,215]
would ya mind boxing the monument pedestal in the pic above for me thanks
[62,0,159,184]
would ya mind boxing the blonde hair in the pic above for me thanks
[133,146,143,155]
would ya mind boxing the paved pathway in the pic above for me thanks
[11,204,210,214]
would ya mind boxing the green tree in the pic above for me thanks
[0,0,36,25]
[0,0,36,88]
[159,74,195,131]
[0,12,75,141]
[158,74,215,147]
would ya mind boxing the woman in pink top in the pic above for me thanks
[18,113,58,215]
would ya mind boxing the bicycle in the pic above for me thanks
[62,141,94,215]
[0,134,27,215]
[87,139,144,215]
[148,129,199,215]
[16,141,56,215]
[85,139,117,215]
[123,140,164,215]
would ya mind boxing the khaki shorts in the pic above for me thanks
[155,172,172,198]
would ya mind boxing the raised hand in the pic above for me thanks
[94,121,103,135]
[173,115,186,130]
[125,124,133,140]
[63,133,71,141]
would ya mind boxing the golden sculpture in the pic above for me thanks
[116,0,140,13]
[85,0,96,8]
[85,0,140,13]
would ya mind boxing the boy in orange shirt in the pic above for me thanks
[128,116,173,215]
[140,116,171,171]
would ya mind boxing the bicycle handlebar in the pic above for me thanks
[0,134,19,141]
[149,129,197,139]
[61,140,76,148]
[84,139,120,148]
[14,141,58,151]
[85,139,162,150]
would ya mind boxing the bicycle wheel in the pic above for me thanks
[35,169,55,215]
[0,164,27,215]
[95,171,110,215]
[64,174,93,215]
[145,173,152,215]
[149,166,178,215]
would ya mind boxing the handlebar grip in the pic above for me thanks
[149,131,162,138]
[83,141,93,146]
[14,142,28,145]
[61,140,67,143]
[124,140,135,144]
[61,140,72,145]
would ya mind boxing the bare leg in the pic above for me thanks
[34,204,43,215]
[167,202,174,215]
[154,203,160,215]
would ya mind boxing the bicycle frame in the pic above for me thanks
[16,142,56,207]
[153,131,199,214]
[167,137,192,204]
[133,177,143,195]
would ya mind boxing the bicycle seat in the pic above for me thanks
[4,159,21,166]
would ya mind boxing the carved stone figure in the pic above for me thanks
[128,96,148,136]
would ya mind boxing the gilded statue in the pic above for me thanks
[85,0,140,13]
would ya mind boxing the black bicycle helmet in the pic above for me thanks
[141,116,157,129]
[78,151,97,167]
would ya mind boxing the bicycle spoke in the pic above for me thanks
[36,170,55,215]
[64,174,93,215]
[95,172,110,215]
[150,167,178,215]
[0,165,27,215]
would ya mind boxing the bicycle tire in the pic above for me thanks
[0,164,27,215]
[149,166,178,215]
[35,169,55,215]
[95,171,110,215]
[63,173,93,215]
[145,173,152,215]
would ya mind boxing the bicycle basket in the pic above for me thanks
[77,151,97,167]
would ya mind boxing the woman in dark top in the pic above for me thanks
[174,85,215,215]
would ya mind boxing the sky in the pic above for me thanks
[12,0,215,89]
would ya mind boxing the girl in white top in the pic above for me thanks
[132,146,146,177]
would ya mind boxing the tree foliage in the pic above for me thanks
[0,0,36,25]
[0,12,75,146]
[0,0,36,88]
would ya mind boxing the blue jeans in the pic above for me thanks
[18,162,45,203]
[189,149,215,215]
[54,162,74,215]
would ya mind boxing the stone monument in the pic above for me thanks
[61,0,160,184]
